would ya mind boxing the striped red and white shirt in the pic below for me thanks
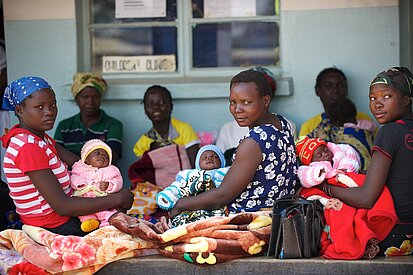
[2,127,72,227]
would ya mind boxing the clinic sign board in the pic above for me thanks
[102,55,176,73]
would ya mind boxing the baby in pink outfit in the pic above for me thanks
[296,137,362,211]
[296,136,360,188]
[70,139,123,232]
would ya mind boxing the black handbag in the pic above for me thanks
[267,195,325,259]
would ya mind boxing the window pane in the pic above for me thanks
[192,22,279,68]
[191,0,276,18]
[92,0,177,23]
[91,27,177,71]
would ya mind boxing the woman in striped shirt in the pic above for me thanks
[0,76,133,236]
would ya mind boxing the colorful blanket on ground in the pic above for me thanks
[0,225,159,274]
[0,211,272,274]
[110,211,272,265]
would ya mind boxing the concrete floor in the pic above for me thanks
[96,255,413,275]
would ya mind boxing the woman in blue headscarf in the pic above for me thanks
[0,76,133,236]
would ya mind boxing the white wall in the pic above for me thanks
[3,0,400,182]
[280,4,399,127]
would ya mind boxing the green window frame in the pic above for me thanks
[75,0,281,81]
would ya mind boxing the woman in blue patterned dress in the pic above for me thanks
[171,69,298,217]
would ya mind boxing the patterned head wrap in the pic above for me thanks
[71,72,107,98]
[2,76,52,111]
[195,144,226,169]
[370,67,413,97]
[295,136,327,166]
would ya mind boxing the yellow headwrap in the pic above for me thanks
[71,72,107,98]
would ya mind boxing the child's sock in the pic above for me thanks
[156,186,180,210]
[81,218,100,232]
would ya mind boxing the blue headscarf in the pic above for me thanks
[2,76,52,111]
[195,144,226,169]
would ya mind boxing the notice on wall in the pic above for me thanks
[102,55,176,73]
[115,0,166,18]
[204,0,256,18]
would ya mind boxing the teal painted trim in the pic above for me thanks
[5,19,77,86]
[61,76,293,100]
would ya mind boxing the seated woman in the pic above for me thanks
[133,85,200,168]
[54,72,123,164]
[299,67,376,137]
[1,76,133,236]
[128,85,201,219]
[316,67,413,257]
[170,69,299,217]
[216,66,297,166]
[297,136,397,259]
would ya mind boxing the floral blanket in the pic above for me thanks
[0,211,272,274]
[0,225,158,274]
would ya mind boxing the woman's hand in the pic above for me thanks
[170,200,183,218]
[170,206,182,218]
[315,180,328,191]
[114,188,134,210]
[315,180,334,197]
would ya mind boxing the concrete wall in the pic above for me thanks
[3,0,400,181]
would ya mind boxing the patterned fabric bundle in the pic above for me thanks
[156,167,229,211]
[156,167,229,227]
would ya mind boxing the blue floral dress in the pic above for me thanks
[227,114,299,213]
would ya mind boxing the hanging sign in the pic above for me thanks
[115,0,166,18]
[102,55,176,73]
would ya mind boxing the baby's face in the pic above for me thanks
[85,148,110,168]
[199,150,221,170]
[311,145,334,163]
